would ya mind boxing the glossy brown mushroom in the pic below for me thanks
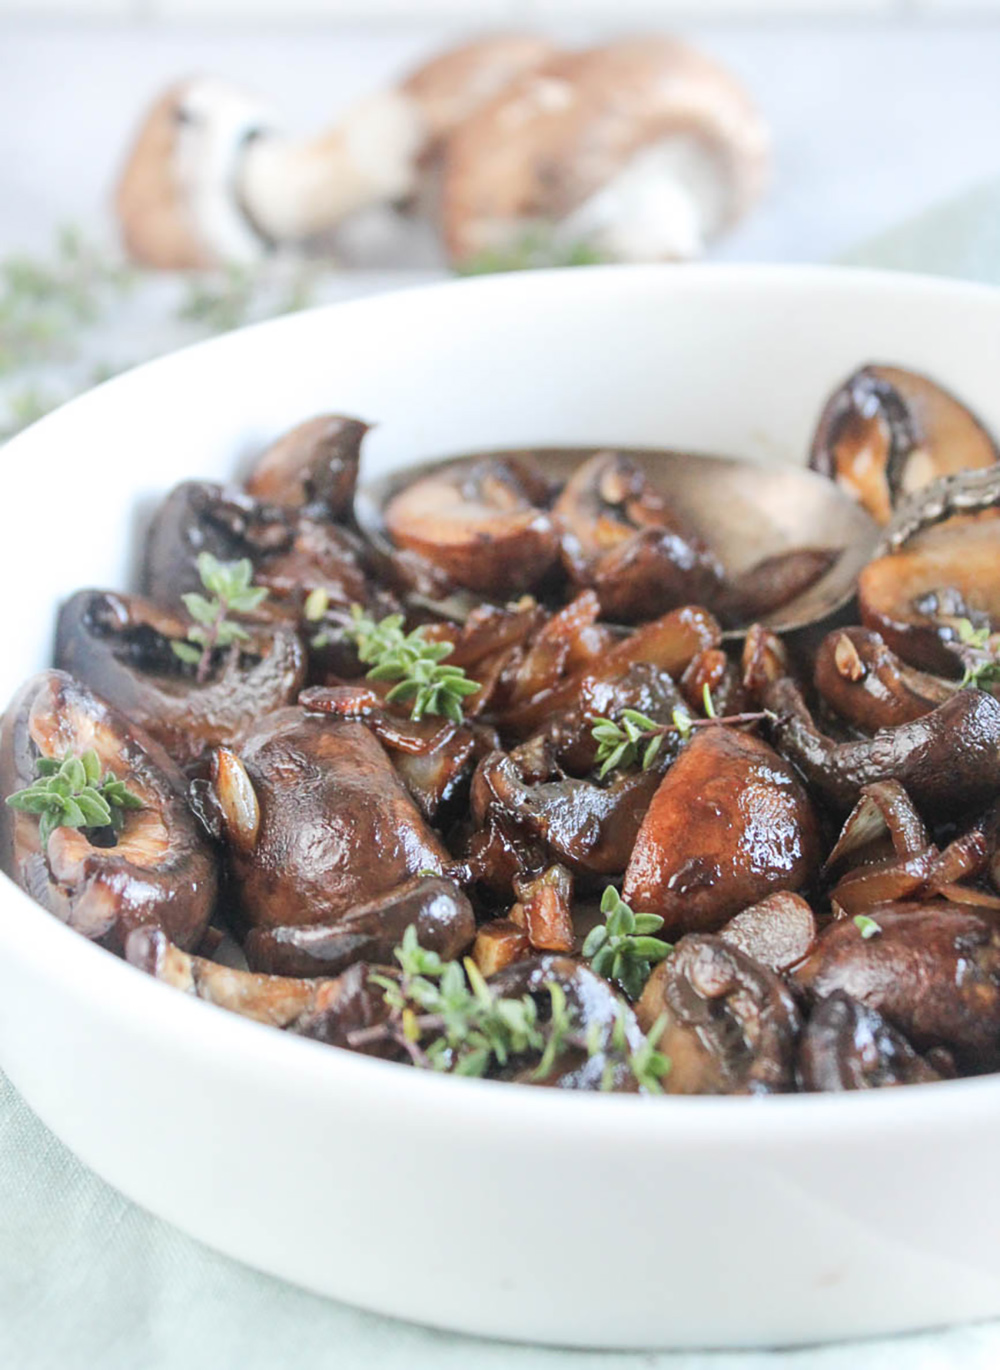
[0,671,216,953]
[622,725,820,938]
[798,991,941,1091]
[243,875,474,977]
[127,926,396,1055]
[636,935,801,1095]
[810,364,998,526]
[764,675,1000,818]
[552,450,724,622]
[813,627,954,732]
[794,903,1000,1071]
[55,590,306,769]
[718,891,817,974]
[244,414,367,517]
[382,456,559,597]
[487,954,646,1091]
[216,708,449,930]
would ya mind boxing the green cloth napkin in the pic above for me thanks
[5,179,1000,1368]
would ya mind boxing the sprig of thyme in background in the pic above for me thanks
[172,552,269,683]
[457,230,606,277]
[348,926,670,1091]
[956,617,1000,690]
[591,688,772,779]
[582,887,673,1001]
[343,606,480,724]
[6,749,142,846]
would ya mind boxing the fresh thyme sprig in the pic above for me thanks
[457,230,606,277]
[349,926,671,1091]
[956,617,1000,690]
[582,887,673,1001]
[6,749,143,846]
[343,606,480,724]
[171,552,269,684]
[591,691,772,779]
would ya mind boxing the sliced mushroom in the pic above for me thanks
[552,450,724,621]
[216,708,448,930]
[244,415,368,517]
[810,364,998,526]
[636,935,801,1095]
[622,725,820,939]
[439,37,769,265]
[55,590,306,770]
[126,926,396,1056]
[814,626,955,733]
[0,672,216,953]
[487,954,646,1091]
[243,875,474,977]
[794,903,1000,1072]
[718,891,817,974]
[382,456,559,598]
[472,749,663,877]
[798,992,941,1091]
[764,675,1000,818]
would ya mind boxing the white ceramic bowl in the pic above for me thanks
[2,265,1000,1351]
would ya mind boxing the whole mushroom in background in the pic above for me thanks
[113,33,770,270]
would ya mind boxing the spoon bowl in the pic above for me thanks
[356,446,880,636]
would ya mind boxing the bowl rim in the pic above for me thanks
[5,260,1000,1141]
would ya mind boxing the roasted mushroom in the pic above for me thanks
[798,992,941,1091]
[244,414,367,518]
[795,904,1000,1072]
[382,456,559,598]
[810,364,998,526]
[55,590,306,769]
[214,709,449,930]
[243,874,474,977]
[0,672,216,953]
[813,626,954,733]
[552,450,724,622]
[622,725,820,938]
[636,935,801,1095]
[764,675,1000,818]
[718,891,817,975]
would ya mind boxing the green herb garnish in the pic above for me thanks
[6,749,142,846]
[352,925,670,1091]
[582,887,673,1001]
[344,606,480,724]
[591,698,769,778]
[853,914,882,940]
[171,552,269,683]
[956,617,1000,690]
[456,231,606,277]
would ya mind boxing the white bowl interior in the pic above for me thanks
[3,266,1000,1350]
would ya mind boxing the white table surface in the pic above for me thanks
[3,13,1000,1369]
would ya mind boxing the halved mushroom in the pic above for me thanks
[471,749,664,878]
[55,590,306,770]
[552,450,724,621]
[142,479,376,623]
[382,456,559,598]
[764,675,1000,818]
[244,415,368,518]
[487,954,646,1090]
[718,891,817,974]
[214,708,449,930]
[622,725,820,939]
[810,364,998,526]
[126,926,396,1056]
[636,935,801,1095]
[0,672,216,953]
[438,37,769,265]
[794,903,1000,1072]
[798,992,941,1091]
[243,874,474,977]
[813,626,955,733]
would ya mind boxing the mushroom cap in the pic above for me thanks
[114,76,278,269]
[438,36,771,264]
[400,33,558,152]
